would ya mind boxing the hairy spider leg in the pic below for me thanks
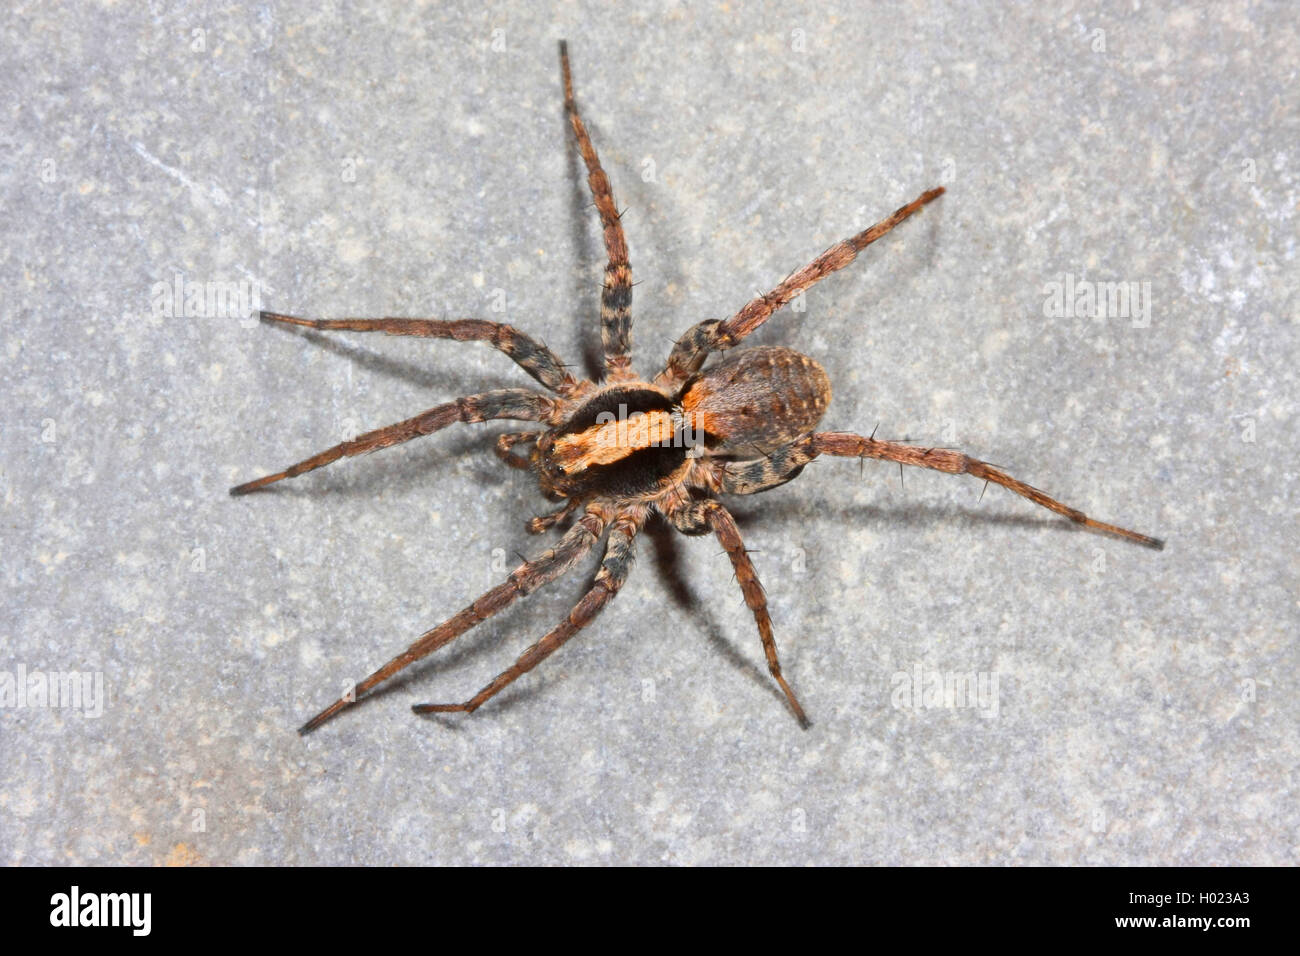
[718,432,1164,550]
[528,498,582,535]
[559,41,635,381]
[413,509,642,715]
[656,187,945,388]
[229,389,553,496]
[298,505,611,734]
[257,311,578,394]
[667,496,809,726]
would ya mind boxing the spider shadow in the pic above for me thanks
[642,512,793,712]
[638,494,1093,717]
[728,493,1078,541]
[304,493,1077,731]
[241,321,545,500]
[402,506,813,722]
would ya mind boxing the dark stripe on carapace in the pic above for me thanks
[561,438,690,498]
[558,386,673,436]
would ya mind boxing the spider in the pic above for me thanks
[232,41,1163,735]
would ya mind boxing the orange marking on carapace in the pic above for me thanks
[552,409,677,473]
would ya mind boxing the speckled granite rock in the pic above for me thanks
[1,1,1295,865]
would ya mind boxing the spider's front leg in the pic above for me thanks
[412,508,643,716]
[655,187,944,389]
[257,311,580,395]
[559,41,635,381]
[718,432,1164,550]
[667,496,810,727]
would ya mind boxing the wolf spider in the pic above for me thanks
[232,42,1163,735]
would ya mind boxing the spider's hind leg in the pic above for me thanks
[655,187,944,389]
[814,432,1164,549]
[297,504,611,734]
[413,509,642,715]
[667,496,809,727]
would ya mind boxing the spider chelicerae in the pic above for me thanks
[232,41,1163,735]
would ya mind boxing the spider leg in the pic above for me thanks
[412,509,641,715]
[257,311,579,395]
[719,432,1164,549]
[494,431,539,471]
[655,187,945,388]
[710,443,813,496]
[297,504,611,734]
[559,40,634,381]
[230,388,552,495]
[667,497,809,727]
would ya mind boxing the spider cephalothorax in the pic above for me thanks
[532,346,830,505]
[232,42,1162,735]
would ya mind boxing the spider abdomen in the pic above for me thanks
[681,346,831,453]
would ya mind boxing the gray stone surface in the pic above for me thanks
[2,2,1296,865]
